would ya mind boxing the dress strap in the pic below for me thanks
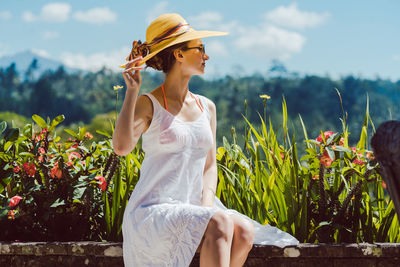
[161,83,168,111]
[189,92,204,112]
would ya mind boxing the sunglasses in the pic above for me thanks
[184,45,206,55]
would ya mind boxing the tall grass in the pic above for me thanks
[216,94,400,243]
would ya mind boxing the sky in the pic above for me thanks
[1,0,400,81]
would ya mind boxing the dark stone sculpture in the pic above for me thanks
[371,120,400,218]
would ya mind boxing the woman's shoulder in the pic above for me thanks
[196,94,216,115]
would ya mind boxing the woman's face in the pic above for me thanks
[179,39,209,75]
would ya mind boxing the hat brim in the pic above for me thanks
[120,30,228,68]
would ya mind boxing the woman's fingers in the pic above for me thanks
[123,66,144,73]
[123,56,143,69]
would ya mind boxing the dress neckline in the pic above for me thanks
[149,93,206,124]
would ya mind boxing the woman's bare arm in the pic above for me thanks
[201,99,218,207]
[112,57,152,156]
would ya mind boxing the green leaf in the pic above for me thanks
[50,198,65,208]
[96,130,111,138]
[4,128,19,142]
[4,141,13,152]
[333,145,352,153]
[49,115,65,131]
[73,186,86,200]
[32,114,47,129]
[64,129,78,138]
[0,121,6,134]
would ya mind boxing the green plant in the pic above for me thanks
[216,95,400,243]
[0,115,113,241]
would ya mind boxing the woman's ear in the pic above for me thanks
[174,49,184,62]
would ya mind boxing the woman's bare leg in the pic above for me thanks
[200,211,234,267]
[229,214,255,267]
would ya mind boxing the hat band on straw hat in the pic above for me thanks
[146,23,191,47]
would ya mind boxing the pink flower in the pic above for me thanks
[23,162,36,177]
[50,163,62,179]
[312,174,319,180]
[13,166,20,173]
[85,132,93,140]
[382,180,387,189]
[9,195,22,208]
[68,152,81,161]
[353,158,365,165]
[350,147,357,154]
[95,176,107,191]
[316,131,335,143]
[38,156,44,162]
[67,161,74,167]
[338,137,345,146]
[320,150,334,167]
[38,147,45,154]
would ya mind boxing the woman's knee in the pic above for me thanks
[204,211,234,241]
[233,217,255,249]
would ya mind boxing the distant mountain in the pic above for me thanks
[0,50,83,78]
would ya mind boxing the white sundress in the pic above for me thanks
[122,93,299,267]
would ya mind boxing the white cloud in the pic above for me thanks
[0,11,12,20]
[188,11,238,33]
[146,1,170,24]
[22,2,71,23]
[22,11,37,22]
[265,3,330,29]
[60,46,131,72]
[206,40,228,57]
[43,31,60,40]
[234,25,306,60]
[41,2,71,22]
[31,48,51,59]
[73,7,117,25]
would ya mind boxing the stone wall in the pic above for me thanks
[1,242,399,266]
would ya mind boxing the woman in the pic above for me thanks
[114,13,298,267]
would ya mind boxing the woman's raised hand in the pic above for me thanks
[122,56,144,93]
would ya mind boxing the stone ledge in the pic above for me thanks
[0,242,399,267]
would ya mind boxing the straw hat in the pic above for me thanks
[121,13,228,67]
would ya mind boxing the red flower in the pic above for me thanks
[41,128,48,134]
[320,150,334,167]
[8,210,16,220]
[350,147,357,154]
[50,163,62,179]
[316,131,335,143]
[67,161,74,167]
[382,180,387,189]
[95,176,107,191]
[23,162,36,177]
[312,174,319,180]
[353,158,365,165]
[13,166,20,173]
[366,152,375,160]
[38,147,45,154]
[9,195,22,208]
[71,143,79,148]
[38,156,44,162]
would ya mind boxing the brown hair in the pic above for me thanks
[146,42,189,73]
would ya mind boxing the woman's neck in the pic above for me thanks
[163,67,192,103]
